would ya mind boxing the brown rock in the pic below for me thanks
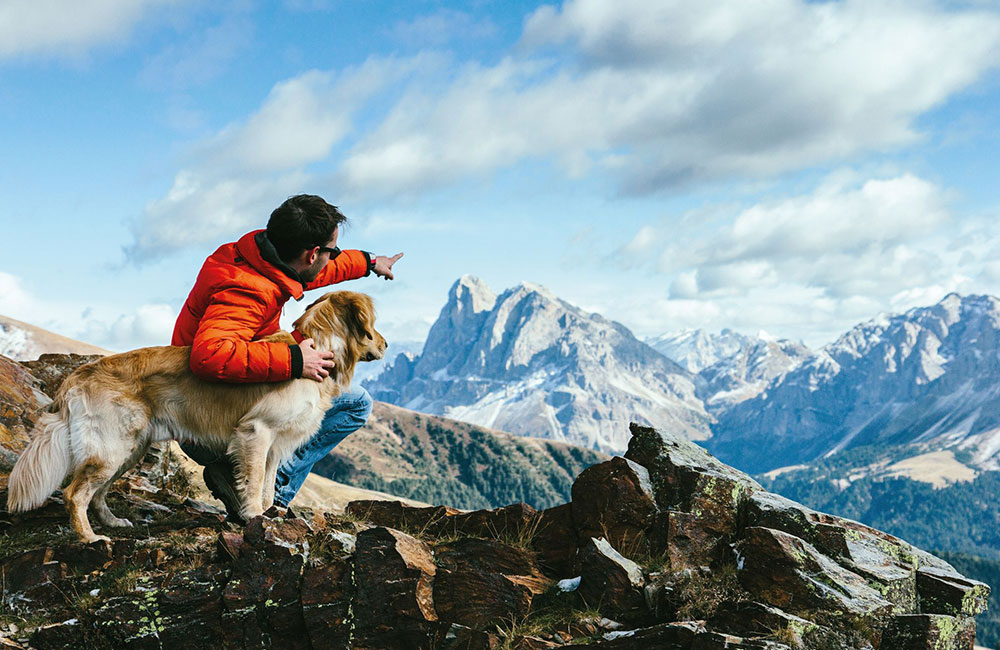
[623,424,758,542]
[27,619,85,650]
[346,500,460,534]
[882,614,976,650]
[157,566,227,649]
[706,600,846,648]
[434,538,549,630]
[664,510,720,570]
[216,530,245,560]
[445,503,540,542]
[573,620,702,648]
[578,537,647,623]
[243,514,312,556]
[531,503,577,578]
[222,531,308,650]
[20,353,103,399]
[0,548,68,606]
[735,527,894,634]
[302,557,353,650]
[0,354,49,457]
[916,566,990,616]
[354,526,438,649]
[571,457,657,557]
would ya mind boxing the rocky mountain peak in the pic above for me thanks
[450,274,497,315]
[367,278,708,453]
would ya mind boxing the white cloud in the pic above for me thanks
[337,0,1000,197]
[0,0,183,61]
[0,271,176,351]
[80,304,177,351]
[127,57,434,259]
[609,171,1000,345]
[139,14,252,90]
[133,1,1000,258]
[389,10,497,47]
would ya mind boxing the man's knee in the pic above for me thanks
[335,386,373,428]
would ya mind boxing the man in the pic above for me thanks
[171,194,403,520]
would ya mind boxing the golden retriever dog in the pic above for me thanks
[6,291,386,543]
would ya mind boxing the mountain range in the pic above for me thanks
[368,280,1000,481]
[708,293,1000,474]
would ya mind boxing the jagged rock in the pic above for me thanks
[156,566,227,649]
[223,520,309,649]
[0,354,48,457]
[735,527,894,632]
[27,619,83,650]
[706,600,846,649]
[216,530,245,560]
[578,537,646,623]
[433,537,550,630]
[571,457,657,557]
[302,557,353,650]
[19,353,103,400]
[354,526,438,649]
[532,503,577,578]
[623,423,758,541]
[882,614,976,649]
[664,510,718,570]
[916,566,990,617]
[745,490,956,613]
[243,514,312,557]
[0,547,68,607]
[346,500,543,548]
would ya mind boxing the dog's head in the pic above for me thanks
[293,291,387,367]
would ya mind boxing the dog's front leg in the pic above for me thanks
[261,450,280,512]
[230,421,273,521]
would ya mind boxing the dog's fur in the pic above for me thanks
[6,291,386,543]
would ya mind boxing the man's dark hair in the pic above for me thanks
[266,195,347,262]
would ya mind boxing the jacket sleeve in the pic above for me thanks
[305,249,371,290]
[189,287,297,383]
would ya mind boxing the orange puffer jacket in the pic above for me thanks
[171,230,370,382]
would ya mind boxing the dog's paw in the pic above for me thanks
[106,516,134,528]
[84,534,112,545]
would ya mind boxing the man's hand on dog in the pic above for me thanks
[373,252,404,281]
[299,338,336,381]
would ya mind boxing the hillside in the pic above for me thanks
[318,401,609,510]
[0,314,109,361]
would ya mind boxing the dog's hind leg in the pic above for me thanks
[229,420,275,522]
[92,441,151,529]
[64,458,119,544]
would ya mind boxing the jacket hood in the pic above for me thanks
[234,230,306,300]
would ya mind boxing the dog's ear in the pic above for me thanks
[347,295,375,341]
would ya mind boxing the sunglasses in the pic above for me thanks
[318,246,341,260]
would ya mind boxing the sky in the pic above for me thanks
[3,0,1000,352]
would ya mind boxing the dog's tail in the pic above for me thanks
[6,404,73,513]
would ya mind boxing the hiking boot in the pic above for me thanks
[202,462,245,525]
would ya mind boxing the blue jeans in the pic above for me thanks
[272,385,372,507]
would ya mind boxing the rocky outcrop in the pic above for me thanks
[0,354,989,649]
